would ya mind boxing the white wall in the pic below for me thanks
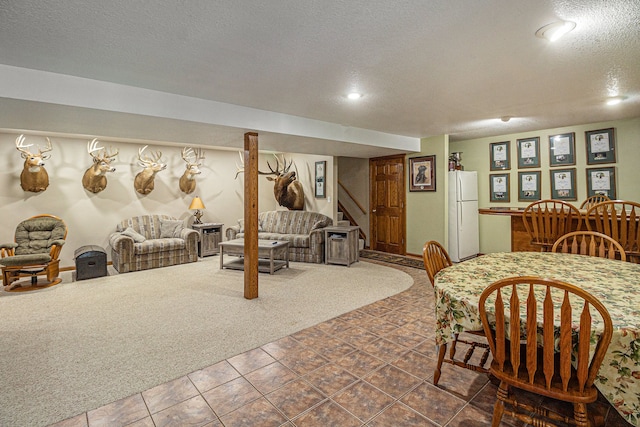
[0,132,334,268]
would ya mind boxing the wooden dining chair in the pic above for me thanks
[479,276,613,427]
[579,194,610,210]
[551,230,627,261]
[422,240,490,385]
[422,240,452,285]
[586,200,640,263]
[522,199,581,252]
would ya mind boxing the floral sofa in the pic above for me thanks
[225,210,333,263]
[109,214,199,273]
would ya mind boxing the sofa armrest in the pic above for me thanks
[179,228,199,257]
[309,228,326,251]
[226,225,240,240]
[109,232,134,260]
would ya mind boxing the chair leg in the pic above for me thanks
[573,403,589,427]
[491,381,508,427]
[433,343,447,385]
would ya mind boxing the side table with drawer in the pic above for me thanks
[191,223,223,257]
[324,226,360,266]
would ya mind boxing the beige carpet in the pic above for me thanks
[0,257,413,427]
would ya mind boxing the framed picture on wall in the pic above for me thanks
[490,141,510,171]
[586,167,616,199]
[586,128,616,164]
[490,173,510,202]
[409,155,436,191]
[518,171,541,202]
[516,137,540,168]
[314,161,326,198]
[550,168,577,200]
[549,133,575,166]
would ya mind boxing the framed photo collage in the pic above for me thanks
[488,128,617,203]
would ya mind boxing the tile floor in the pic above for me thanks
[49,261,629,427]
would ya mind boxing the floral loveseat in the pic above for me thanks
[109,214,199,273]
[225,210,333,263]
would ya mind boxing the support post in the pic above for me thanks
[244,132,259,299]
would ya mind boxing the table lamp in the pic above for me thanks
[189,196,206,224]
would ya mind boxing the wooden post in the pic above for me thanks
[244,132,259,299]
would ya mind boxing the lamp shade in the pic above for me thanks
[189,197,205,210]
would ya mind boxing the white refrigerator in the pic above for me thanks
[448,170,479,262]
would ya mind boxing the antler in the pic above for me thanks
[88,138,118,160]
[137,145,163,167]
[182,147,205,165]
[15,134,53,159]
[235,152,286,179]
[15,134,33,157]
[39,137,53,159]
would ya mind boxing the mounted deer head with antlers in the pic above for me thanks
[134,145,166,195]
[236,152,305,210]
[179,147,205,194]
[82,138,118,193]
[15,134,52,193]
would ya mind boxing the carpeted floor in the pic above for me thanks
[0,257,413,427]
[359,249,424,270]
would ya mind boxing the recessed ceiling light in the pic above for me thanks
[606,96,626,106]
[535,20,576,42]
[347,92,363,100]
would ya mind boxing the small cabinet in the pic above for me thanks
[325,226,360,266]
[191,223,223,257]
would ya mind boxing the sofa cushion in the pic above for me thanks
[159,219,184,238]
[121,227,147,243]
[133,238,186,255]
[259,211,332,235]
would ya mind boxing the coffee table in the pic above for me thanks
[219,239,290,274]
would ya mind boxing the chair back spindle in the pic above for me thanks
[552,230,626,261]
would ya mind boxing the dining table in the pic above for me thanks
[434,251,640,426]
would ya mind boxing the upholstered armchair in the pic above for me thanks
[0,214,67,290]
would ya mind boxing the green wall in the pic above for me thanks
[449,117,640,254]
[406,134,449,255]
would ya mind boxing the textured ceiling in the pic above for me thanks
[0,0,639,157]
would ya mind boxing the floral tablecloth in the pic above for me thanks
[434,252,640,426]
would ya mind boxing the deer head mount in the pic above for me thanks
[15,134,52,193]
[236,152,305,211]
[82,138,118,193]
[179,147,205,194]
[134,145,166,195]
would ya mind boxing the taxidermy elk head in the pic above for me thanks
[82,138,118,193]
[236,152,305,210]
[134,145,166,195]
[179,147,205,194]
[15,134,52,193]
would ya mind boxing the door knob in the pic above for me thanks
[372,209,377,213]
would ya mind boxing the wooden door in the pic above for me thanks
[370,155,406,254]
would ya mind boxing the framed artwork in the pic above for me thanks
[518,171,541,202]
[516,137,540,168]
[409,155,436,191]
[550,168,577,201]
[490,141,510,171]
[586,128,616,164]
[314,161,326,198]
[489,173,510,202]
[586,167,616,199]
[549,132,575,166]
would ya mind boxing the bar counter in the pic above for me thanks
[479,207,584,252]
